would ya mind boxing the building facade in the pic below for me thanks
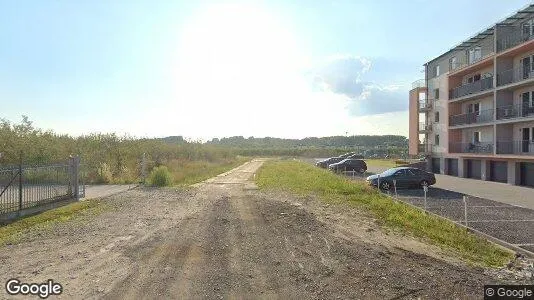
[409,4,534,187]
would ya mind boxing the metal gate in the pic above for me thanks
[0,156,83,217]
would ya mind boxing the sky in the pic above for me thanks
[0,0,531,140]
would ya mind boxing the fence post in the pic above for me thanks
[393,180,397,198]
[18,151,23,212]
[141,153,147,184]
[423,185,428,211]
[377,174,380,190]
[73,156,80,201]
[463,195,468,226]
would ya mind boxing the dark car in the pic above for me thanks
[366,167,436,190]
[328,159,367,173]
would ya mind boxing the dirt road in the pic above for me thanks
[0,159,521,299]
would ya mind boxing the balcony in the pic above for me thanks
[418,143,432,154]
[418,122,432,132]
[496,103,534,120]
[418,99,433,112]
[497,65,534,87]
[449,109,494,127]
[497,30,534,53]
[496,140,534,155]
[449,76,493,100]
[448,52,494,74]
[412,79,425,89]
[449,142,493,154]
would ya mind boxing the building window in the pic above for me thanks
[520,55,534,79]
[435,134,440,146]
[434,112,440,122]
[473,131,481,143]
[435,65,440,76]
[449,56,458,70]
[522,19,534,37]
[468,103,480,115]
[434,88,440,99]
[468,46,482,64]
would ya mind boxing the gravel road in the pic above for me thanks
[0,159,529,299]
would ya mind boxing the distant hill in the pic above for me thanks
[206,135,408,148]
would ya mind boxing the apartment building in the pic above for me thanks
[409,4,534,188]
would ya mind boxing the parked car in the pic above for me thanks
[366,167,436,190]
[328,159,367,173]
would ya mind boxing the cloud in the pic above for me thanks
[309,55,409,116]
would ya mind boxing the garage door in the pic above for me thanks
[520,162,534,187]
[490,161,507,183]
[447,159,458,176]
[466,159,482,179]
[432,158,440,174]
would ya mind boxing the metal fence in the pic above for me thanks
[0,156,83,217]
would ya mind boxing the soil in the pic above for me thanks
[0,159,531,299]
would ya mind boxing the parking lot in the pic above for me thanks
[311,158,534,255]
[393,187,534,254]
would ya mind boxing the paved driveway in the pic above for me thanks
[83,184,137,200]
[367,166,534,210]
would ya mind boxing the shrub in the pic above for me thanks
[148,166,173,187]
[95,162,113,184]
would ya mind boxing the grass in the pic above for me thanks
[365,159,403,168]
[255,160,513,268]
[0,199,109,246]
[165,156,250,186]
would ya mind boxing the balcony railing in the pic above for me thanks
[496,140,534,155]
[418,122,432,132]
[449,142,493,154]
[418,99,433,111]
[497,30,534,53]
[418,143,432,154]
[412,79,425,89]
[449,108,494,126]
[449,52,494,72]
[449,76,493,99]
[496,103,534,120]
[497,66,534,87]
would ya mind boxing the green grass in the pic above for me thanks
[365,159,402,168]
[165,156,250,186]
[0,199,109,246]
[256,160,513,268]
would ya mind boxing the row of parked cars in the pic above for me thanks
[315,152,368,173]
[316,152,436,190]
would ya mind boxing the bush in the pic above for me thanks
[148,166,173,187]
[95,162,113,184]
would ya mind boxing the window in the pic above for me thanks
[434,112,440,122]
[435,65,440,76]
[449,56,458,70]
[468,103,480,115]
[434,88,439,99]
[468,46,482,64]
[435,134,440,146]
[520,55,534,79]
[522,19,534,37]
[465,74,481,84]
[520,91,534,107]
[473,131,481,143]
[394,170,405,176]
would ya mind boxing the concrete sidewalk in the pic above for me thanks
[367,166,534,210]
